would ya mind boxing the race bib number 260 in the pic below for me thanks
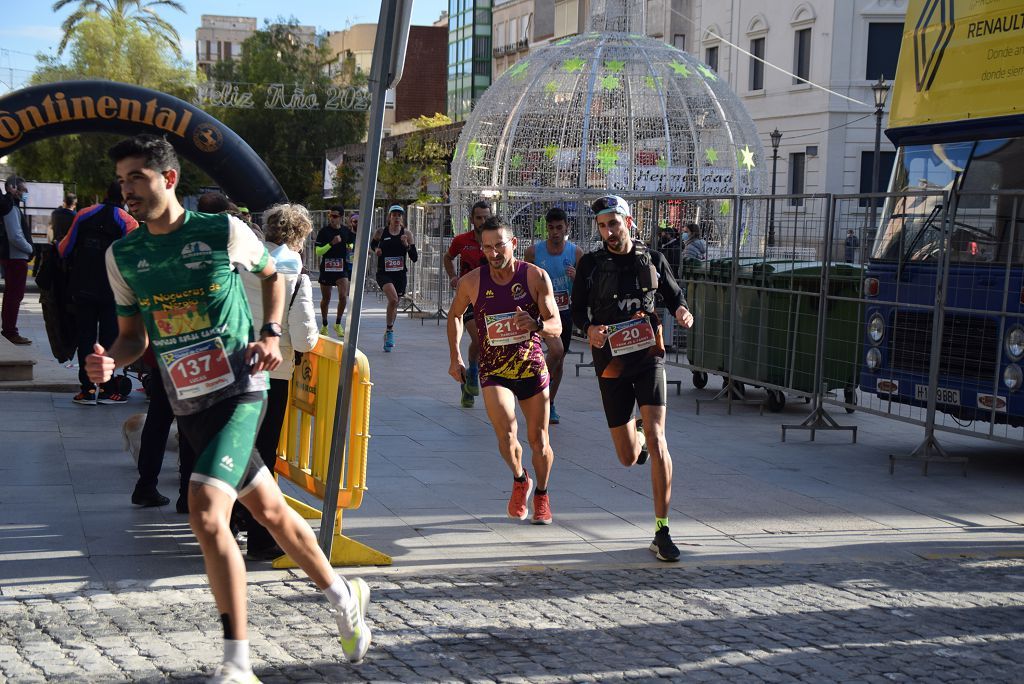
[606,318,656,356]
[162,337,235,400]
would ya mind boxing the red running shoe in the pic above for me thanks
[532,492,552,525]
[507,471,533,520]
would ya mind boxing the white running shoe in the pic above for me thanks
[207,663,261,684]
[335,577,372,664]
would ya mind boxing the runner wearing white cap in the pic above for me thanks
[570,195,694,562]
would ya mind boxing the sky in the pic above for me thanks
[1,0,449,92]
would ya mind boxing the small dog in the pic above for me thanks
[122,413,178,465]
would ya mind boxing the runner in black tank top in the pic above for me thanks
[446,216,563,525]
[370,205,418,351]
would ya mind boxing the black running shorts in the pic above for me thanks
[597,365,667,428]
[375,270,407,296]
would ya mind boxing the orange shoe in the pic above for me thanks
[507,472,533,520]
[532,492,552,525]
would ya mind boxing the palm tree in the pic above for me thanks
[52,0,186,58]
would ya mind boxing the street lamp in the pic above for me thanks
[768,128,782,248]
[869,75,891,241]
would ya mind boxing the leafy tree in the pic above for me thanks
[206,21,367,205]
[53,0,186,58]
[377,114,454,205]
[9,18,204,201]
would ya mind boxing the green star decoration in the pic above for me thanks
[739,145,756,170]
[510,153,524,169]
[704,147,719,164]
[597,141,621,174]
[604,59,625,73]
[544,80,559,95]
[599,75,620,91]
[697,64,717,81]
[534,217,546,237]
[669,61,691,77]
[466,140,484,166]
[563,57,587,73]
[656,156,669,168]
[555,37,573,46]
[719,200,731,216]
[659,219,669,229]
[508,61,530,79]
[644,75,663,90]
[544,144,559,160]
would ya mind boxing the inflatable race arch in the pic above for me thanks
[0,80,287,211]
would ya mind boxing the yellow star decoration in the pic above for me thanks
[597,141,621,173]
[563,57,587,73]
[600,75,620,91]
[544,144,559,160]
[669,61,691,77]
[508,61,530,79]
[719,200,731,216]
[544,80,559,95]
[704,148,719,164]
[697,64,717,81]
[739,145,756,170]
[604,59,625,73]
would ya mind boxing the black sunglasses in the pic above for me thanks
[329,213,341,219]
[591,196,620,214]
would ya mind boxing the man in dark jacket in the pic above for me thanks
[58,182,138,403]
[1,176,34,345]
[51,192,78,243]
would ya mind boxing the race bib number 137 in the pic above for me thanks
[606,318,656,356]
[162,336,235,400]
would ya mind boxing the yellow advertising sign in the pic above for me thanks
[890,0,1024,130]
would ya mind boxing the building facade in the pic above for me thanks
[695,0,904,204]
[448,0,494,122]
[195,15,257,76]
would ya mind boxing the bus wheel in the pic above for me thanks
[692,371,708,389]
[843,388,857,414]
[765,389,786,413]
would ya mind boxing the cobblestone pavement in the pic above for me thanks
[2,558,1023,683]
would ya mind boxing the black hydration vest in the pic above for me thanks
[587,244,660,323]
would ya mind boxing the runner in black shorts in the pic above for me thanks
[88,135,373,681]
[524,207,581,424]
[314,205,354,339]
[571,195,694,563]
[370,205,417,352]
[444,200,491,407]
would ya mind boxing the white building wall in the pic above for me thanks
[695,0,905,209]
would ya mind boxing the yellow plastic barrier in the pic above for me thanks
[271,336,391,568]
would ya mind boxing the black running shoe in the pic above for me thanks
[635,418,649,465]
[650,526,680,562]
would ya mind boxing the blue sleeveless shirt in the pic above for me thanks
[533,241,577,311]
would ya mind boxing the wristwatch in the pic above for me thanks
[259,322,283,337]
[534,315,545,333]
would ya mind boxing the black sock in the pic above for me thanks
[386,325,394,331]
[514,472,527,483]
[536,488,547,495]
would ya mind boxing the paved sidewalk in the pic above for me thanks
[1,295,1023,681]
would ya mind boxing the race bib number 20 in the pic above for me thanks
[606,318,656,356]
[485,312,530,346]
[162,337,235,400]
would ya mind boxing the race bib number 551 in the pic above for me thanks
[485,312,530,346]
[606,318,655,356]
[162,337,234,400]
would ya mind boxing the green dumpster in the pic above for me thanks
[751,261,863,399]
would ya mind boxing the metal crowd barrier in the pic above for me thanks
[273,336,391,568]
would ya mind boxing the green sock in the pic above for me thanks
[655,517,669,532]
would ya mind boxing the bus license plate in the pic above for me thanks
[914,384,960,406]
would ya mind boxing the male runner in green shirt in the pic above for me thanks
[86,135,371,683]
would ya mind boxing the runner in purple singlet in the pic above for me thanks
[447,216,562,524]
